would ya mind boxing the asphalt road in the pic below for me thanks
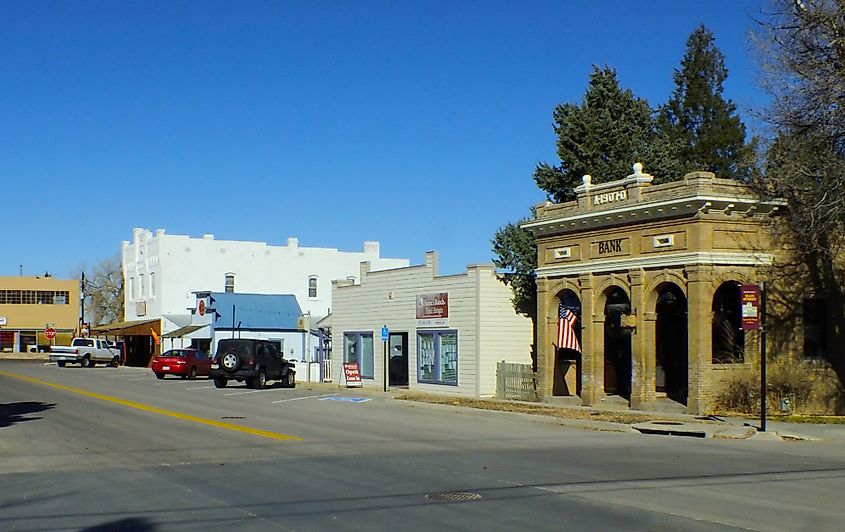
[2,360,845,531]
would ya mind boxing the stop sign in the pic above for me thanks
[45,327,56,339]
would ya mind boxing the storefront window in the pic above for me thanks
[803,298,827,359]
[417,330,458,385]
[344,332,374,379]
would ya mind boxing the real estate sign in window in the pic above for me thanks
[417,330,458,385]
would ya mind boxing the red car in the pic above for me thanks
[152,349,212,379]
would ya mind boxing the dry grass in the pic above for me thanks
[712,355,845,416]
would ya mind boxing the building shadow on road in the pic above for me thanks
[81,517,156,532]
[0,401,55,428]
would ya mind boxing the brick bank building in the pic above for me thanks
[523,164,785,415]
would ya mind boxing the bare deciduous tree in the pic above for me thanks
[74,255,124,327]
[754,0,845,382]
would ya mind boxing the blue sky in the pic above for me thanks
[1,0,768,278]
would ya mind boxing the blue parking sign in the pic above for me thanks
[381,325,389,342]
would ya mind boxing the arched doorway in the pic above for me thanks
[655,283,688,404]
[554,290,581,397]
[604,286,632,399]
[712,282,745,363]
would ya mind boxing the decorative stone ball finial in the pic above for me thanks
[633,162,644,176]
[582,174,592,187]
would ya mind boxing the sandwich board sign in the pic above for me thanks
[343,362,362,388]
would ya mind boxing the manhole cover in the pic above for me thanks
[426,492,483,502]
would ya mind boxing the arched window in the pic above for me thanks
[712,282,744,363]
[225,273,235,293]
[308,276,318,298]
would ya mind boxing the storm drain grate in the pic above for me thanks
[426,492,483,502]
[221,416,245,420]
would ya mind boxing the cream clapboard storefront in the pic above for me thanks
[330,251,532,397]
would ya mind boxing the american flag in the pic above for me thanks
[557,303,581,352]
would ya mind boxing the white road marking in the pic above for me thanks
[272,393,340,404]
[224,389,277,396]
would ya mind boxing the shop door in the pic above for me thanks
[655,284,688,404]
[604,288,632,399]
[388,333,409,386]
[125,335,154,367]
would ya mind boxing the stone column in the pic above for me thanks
[686,265,713,415]
[642,310,658,401]
[628,268,648,409]
[536,277,553,400]
[579,273,600,405]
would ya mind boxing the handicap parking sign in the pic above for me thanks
[381,325,389,342]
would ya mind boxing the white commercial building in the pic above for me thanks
[122,228,409,337]
[330,251,532,397]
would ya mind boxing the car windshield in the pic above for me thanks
[216,340,253,358]
[161,350,186,358]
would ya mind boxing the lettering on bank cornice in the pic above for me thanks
[593,237,629,257]
[593,189,627,206]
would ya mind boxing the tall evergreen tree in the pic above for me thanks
[492,212,537,321]
[659,25,751,179]
[534,66,682,203]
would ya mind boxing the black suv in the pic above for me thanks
[210,339,296,389]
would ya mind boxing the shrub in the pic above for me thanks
[712,355,845,415]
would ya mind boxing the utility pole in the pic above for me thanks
[80,272,86,337]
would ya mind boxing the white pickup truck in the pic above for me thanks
[50,338,121,368]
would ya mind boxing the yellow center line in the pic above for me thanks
[0,370,303,442]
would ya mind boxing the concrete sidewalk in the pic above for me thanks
[0,352,49,361]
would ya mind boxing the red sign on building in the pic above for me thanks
[741,284,761,331]
[416,292,449,326]
[343,362,362,388]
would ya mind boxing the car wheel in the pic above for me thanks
[220,352,241,373]
[81,355,93,368]
[155,372,165,380]
[253,369,266,390]
[57,361,66,368]
[189,367,197,380]
[111,356,120,367]
[286,371,296,388]
[213,377,228,388]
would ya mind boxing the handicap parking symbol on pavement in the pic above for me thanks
[320,397,371,403]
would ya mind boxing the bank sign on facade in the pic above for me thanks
[416,292,449,327]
